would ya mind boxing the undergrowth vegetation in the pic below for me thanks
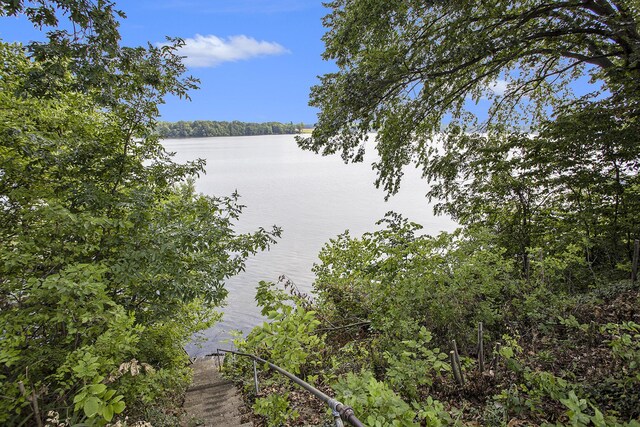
[226,1,640,425]
[226,216,640,426]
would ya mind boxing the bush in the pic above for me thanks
[313,215,519,352]
[253,393,299,427]
[333,371,420,427]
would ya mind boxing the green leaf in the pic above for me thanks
[73,391,87,404]
[83,397,101,418]
[112,400,126,414]
[103,404,114,422]
[88,384,106,395]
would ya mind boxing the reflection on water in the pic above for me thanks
[162,135,456,356]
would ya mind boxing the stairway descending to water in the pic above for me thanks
[182,357,253,427]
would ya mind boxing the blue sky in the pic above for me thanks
[0,0,334,124]
[1,1,602,126]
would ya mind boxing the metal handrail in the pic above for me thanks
[216,348,366,427]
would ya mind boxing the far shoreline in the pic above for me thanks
[156,119,313,139]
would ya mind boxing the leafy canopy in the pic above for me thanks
[300,0,640,273]
[300,0,640,195]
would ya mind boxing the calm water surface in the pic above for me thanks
[162,135,456,356]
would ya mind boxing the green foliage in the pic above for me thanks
[252,393,299,427]
[301,0,640,196]
[383,327,450,399]
[558,316,590,333]
[498,334,523,361]
[559,391,601,427]
[603,322,640,375]
[333,371,420,427]
[236,281,324,376]
[600,321,640,398]
[0,5,278,423]
[300,0,640,284]
[413,397,453,427]
[314,213,517,350]
[73,381,125,424]
[296,3,640,421]
[491,339,640,426]
[425,124,640,276]
[324,340,373,383]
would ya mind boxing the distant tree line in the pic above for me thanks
[156,120,305,138]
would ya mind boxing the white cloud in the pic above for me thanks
[171,34,289,68]
[488,79,509,96]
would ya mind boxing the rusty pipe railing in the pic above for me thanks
[216,348,365,427]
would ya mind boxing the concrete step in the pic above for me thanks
[182,358,253,426]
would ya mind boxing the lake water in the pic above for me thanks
[162,135,456,356]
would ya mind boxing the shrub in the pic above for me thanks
[333,371,419,427]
